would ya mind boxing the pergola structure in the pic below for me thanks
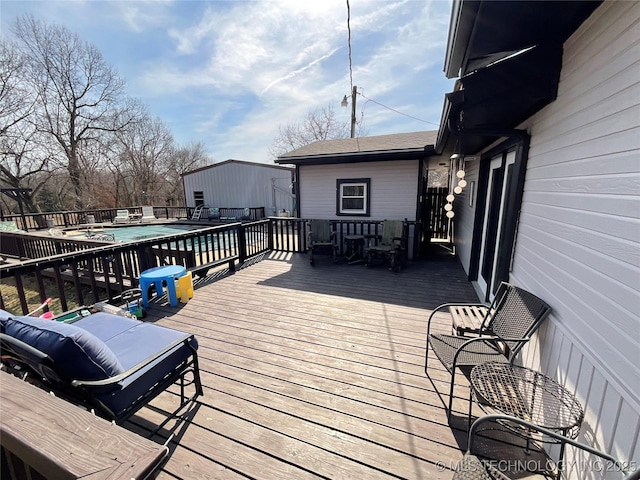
[1,188,33,231]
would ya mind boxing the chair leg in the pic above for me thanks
[424,337,430,375]
[447,368,457,420]
[468,385,474,429]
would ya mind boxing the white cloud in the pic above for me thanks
[2,0,454,164]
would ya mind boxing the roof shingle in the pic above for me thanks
[278,130,438,160]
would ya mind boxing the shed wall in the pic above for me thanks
[298,161,419,221]
[510,1,640,470]
[183,163,294,215]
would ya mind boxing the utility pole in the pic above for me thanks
[350,85,357,138]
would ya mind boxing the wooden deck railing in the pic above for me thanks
[0,218,420,315]
[0,206,266,231]
[270,218,423,257]
[0,222,270,314]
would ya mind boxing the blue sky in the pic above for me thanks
[1,0,455,164]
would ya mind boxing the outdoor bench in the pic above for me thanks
[0,371,168,480]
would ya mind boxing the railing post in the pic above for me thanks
[268,219,274,251]
[237,224,247,263]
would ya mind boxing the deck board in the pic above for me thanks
[128,250,482,479]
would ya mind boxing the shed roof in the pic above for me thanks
[275,131,438,165]
[183,159,293,177]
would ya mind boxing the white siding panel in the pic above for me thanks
[450,159,480,276]
[520,201,638,244]
[298,161,419,220]
[528,127,640,168]
[526,150,639,180]
[507,2,640,474]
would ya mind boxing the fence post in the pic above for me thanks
[268,219,274,251]
[237,224,247,263]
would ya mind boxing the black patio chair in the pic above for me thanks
[0,310,203,434]
[454,414,638,479]
[308,219,337,266]
[364,219,408,271]
[424,282,552,419]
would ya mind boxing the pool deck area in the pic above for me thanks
[117,249,485,479]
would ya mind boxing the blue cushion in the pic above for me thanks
[0,314,124,381]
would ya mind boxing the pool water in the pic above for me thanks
[70,224,205,243]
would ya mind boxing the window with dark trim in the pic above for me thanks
[336,178,370,216]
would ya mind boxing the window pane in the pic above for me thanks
[342,198,364,210]
[342,185,364,197]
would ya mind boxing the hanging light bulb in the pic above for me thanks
[444,203,453,211]
[446,194,455,202]
[454,186,463,194]
[456,170,466,179]
[446,210,455,219]
[458,179,468,188]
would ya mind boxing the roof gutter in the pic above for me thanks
[276,145,435,165]
[444,0,480,78]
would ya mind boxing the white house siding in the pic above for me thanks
[449,159,481,277]
[299,161,419,221]
[509,1,639,474]
[183,162,294,215]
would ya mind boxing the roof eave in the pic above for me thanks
[443,0,479,79]
[275,146,435,166]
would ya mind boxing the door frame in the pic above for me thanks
[469,134,531,301]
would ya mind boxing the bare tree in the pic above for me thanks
[164,141,210,204]
[13,14,135,209]
[269,105,366,158]
[0,38,57,213]
[114,111,176,206]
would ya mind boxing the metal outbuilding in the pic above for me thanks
[182,160,295,217]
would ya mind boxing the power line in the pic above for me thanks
[359,92,441,127]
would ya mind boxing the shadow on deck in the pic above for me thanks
[128,248,482,479]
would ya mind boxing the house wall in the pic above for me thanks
[509,1,639,474]
[183,162,294,215]
[298,160,420,221]
[449,158,481,277]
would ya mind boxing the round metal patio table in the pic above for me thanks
[470,362,584,473]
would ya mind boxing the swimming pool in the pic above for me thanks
[69,224,206,243]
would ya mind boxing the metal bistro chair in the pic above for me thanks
[425,282,552,419]
[308,219,337,266]
[454,414,639,480]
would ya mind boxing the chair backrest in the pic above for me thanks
[485,282,552,358]
[209,207,220,218]
[116,209,129,218]
[142,206,155,218]
[380,220,405,245]
[309,220,333,243]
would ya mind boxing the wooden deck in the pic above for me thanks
[127,249,482,479]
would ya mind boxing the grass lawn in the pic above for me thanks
[1,275,97,316]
